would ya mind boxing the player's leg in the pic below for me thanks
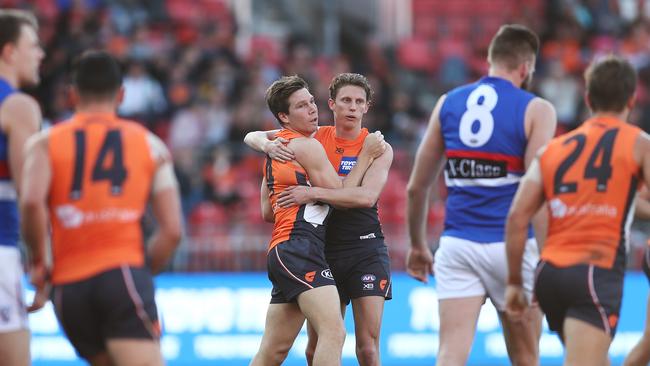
[0,246,30,366]
[499,306,542,366]
[250,303,306,366]
[562,265,622,366]
[351,296,385,366]
[88,352,113,366]
[624,292,650,366]
[52,280,109,364]
[306,255,348,366]
[265,239,342,365]
[0,330,30,366]
[305,320,317,366]
[487,239,542,365]
[306,302,346,366]
[563,318,611,366]
[346,244,392,366]
[625,247,650,366]
[100,266,164,366]
[434,236,489,366]
[624,296,650,366]
[297,286,346,366]
[437,296,485,365]
[106,339,164,366]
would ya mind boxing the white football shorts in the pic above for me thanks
[0,245,28,332]
[434,235,538,311]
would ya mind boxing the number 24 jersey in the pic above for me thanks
[540,117,641,270]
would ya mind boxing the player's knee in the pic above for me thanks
[329,327,346,347]
[318,320,346,344]
[259,342,292,365]
[267,348,291,365]
[355,343,379,365]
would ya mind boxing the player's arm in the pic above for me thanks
[405,95,447,283]
[277,144,394,209]
[260,176,274,223]
[1,93,41,192]
[635,133,650,206]
[505,152,545,317]
[146,133,182,274]
[243,129,294,162]
[291,133,383,189]
[19,131,51,312]
[635,185,650,220]
[506,152,545,286]
[524,98,557,248]
[524,98,556,167]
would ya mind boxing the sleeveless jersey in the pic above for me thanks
[265,129,331,251]
[440,76,535,242]
[48,113,156,284]
[314,126,384,247]
[0,78,18,247]
[540,117,641,270]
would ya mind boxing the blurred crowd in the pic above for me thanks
[4,0,650,271]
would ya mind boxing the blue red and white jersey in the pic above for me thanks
[0,78,18,247]
[439,76,535,242]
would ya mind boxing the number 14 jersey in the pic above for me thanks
[48,113,156,284]
[540,117,641,270]
[439,76,535,242]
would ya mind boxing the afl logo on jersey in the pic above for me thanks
[338,156,357,175]
[335,147,344,154]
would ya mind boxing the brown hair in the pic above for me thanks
[265,75,309,126]
[329,73,373,103]
[487,24,539,70]
[585,55,637,113]
[72,50,123,101]
[0,10,38,52]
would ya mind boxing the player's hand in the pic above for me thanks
[263,137,294,163]
[362,131,386,159]
[505,284,528,320]
[27,262,50,313]
[406,246,434,283]
[277,186,314,207]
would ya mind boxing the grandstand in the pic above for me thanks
[7,0,649,272]
[5,0,650,364]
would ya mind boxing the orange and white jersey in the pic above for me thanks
[540,116,641,269]
[314,126,369,176]
[48,112,156,284]
[265,129,331,251]
[313,126,384,243]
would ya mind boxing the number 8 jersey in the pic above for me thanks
[440,76,535,242]
[47,113,156,284]
[539,117,641,269]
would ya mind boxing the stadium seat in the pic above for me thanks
[397,38,436,73]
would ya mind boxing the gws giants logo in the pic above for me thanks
[321,269,334,280]
[305,271,316,283]
[380,279,388,290]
